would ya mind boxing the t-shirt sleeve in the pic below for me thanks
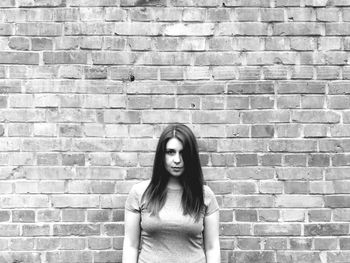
[204,186,219,216]
[125,185,141,213]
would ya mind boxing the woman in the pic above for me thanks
[123,124,220,263]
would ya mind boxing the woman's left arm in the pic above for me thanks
[204,210,220,263]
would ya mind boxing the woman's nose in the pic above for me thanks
[174,153,181,163]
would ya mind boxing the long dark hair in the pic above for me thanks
[141,124,204,221]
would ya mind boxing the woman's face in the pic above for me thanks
[165,137,184,177]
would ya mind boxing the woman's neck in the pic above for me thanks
[167,177,182,190]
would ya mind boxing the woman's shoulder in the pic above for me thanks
[203,184,215,196]
[130,180,151,196]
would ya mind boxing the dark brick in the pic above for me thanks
[304,223,349,236]
[236,154,258,166]
[251,125,274,138]
[236,209,257,222]
[62,153,85,166]
[12,210,35,223]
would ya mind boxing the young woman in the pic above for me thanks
[123,124,220,263]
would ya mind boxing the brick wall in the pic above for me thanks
[1,0,350,262]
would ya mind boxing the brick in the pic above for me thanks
[260,154,282,166]
[278,81,326,94]
[263,66,288,79]
[0,252,41,263]
[260,181,283,194]
[265,37,289,51]
[238,67,261,80]
[223,195,273,208]
[37,210,60,222]
[219,223,251,236]
[87,210,110,222]
[217,22,268,36]
[58,237,85,249]
[241,110,290,124]
[287,8,314,21]
[207,9,231,22]
[328,252,350,263]
[261,8,284,22]
[226,96,249,109]
[185,67,210,80]
[8,37,30,50]
[53,224,100,236]
[285,181,309,194]
[237,237,260,249]
[46,251,92,263]
[235,209,257,222]
[88,237,111,250]
[142,110,189,123]
[292,110,340,123]
[290,237,312,250]
[326,168,350,180]
[329,82,350,94]
[265,237,287,249]
[52,195,99,208]
[276,195,324,207]
[65,22,115,35]
[277,95,300,109]
[305,223,349,236]
[16,23,61,36]
[232,251,275,263]
[308,154,330,166]
[326,23,350,35]
[12,210,35,223]
[0,52,39,64]
[284,155,306,167]
[325,195,350,208]
[0,0,15,7]
[282,210,305,222]
[202,96,224,109]
[159,66,183,80]
[44,52,87,64]
[292,66,314,79]
[10,238,34,251]
[250,96,275,109]
[92,52,134,65]
[235,8,259,21]
[274,23,323,36]
[277,252,322,263]
[68,0,117,6]
[36,237,60,250]
[319,139,350,152]
[62,209,85,222]
[0,211,10,222]
[94,251,122,263]
[236,153,258,166]
[22,224,50,236]
[254,223,301,236]
[340,238,350,249]
[192,111,238,124]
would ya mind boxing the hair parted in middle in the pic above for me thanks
[141,124,205,221]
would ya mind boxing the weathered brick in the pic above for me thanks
[277,252,322,263]
[254,223,301,236]
[305,223,349,236]
[46,251,92,263]
[0,52,39,64]
[308,209,331,222]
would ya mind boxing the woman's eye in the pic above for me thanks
[166,150,175,155]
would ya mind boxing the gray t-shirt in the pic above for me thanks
[125,180,219,263]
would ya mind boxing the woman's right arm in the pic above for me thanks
[122,210,141,263]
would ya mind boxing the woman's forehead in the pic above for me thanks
[165,137,183,149]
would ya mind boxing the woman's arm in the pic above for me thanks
[204,210,220,263]
[122,210,141,263]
